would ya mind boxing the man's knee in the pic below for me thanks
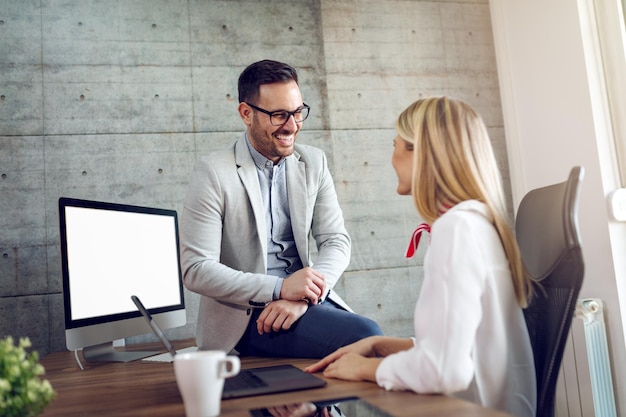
[349,315,384,339]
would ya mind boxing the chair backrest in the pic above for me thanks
[515,166,585,417]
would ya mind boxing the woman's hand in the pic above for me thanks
[321,352,382,382]
[304,336,379,373]
[304,336,413,381]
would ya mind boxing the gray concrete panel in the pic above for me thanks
[43,67,194,135]
[48,293,66,353]
[0,244,48,297]
[342,267,424,337]
[0,67,44,136]
[0,295,50,353]
[0,137,46,246]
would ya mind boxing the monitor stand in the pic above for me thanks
[82,342,161,363]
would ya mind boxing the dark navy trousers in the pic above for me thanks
[235,300,383,358]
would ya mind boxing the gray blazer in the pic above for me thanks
[180,134,352,351]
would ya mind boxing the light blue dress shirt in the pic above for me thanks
[246,136,303,299]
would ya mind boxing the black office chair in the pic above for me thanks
[515,166,585,417]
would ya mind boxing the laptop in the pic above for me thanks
[131,295,327,399]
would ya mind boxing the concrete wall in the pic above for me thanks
[0,0,504,357]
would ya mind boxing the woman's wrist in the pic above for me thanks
[360,357,383,382]
[372,336,413,357]
[371,336,385,357]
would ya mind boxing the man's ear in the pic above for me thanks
[238,102,253,126]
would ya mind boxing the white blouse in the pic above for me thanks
[375,200,536,417]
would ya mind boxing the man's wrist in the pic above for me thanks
[273,278,283,300]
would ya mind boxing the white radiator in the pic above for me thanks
[574,299,617,417]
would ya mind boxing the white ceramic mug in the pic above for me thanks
[174,350,240,417]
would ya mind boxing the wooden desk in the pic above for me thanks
[40,341,512,417]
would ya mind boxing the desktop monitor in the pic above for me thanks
[59,197,186,363]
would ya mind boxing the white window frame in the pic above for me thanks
[591,0,626,186]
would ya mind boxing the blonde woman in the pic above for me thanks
[306,97,536,417]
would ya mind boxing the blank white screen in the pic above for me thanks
[64,206,182,320]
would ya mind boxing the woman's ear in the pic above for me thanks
[238,102,253,126]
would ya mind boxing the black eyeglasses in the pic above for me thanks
[245,102,310,126]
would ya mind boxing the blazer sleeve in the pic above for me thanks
[300,146,351,296]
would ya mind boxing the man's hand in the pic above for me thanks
[256,299,309,335]
[280,267,326,304]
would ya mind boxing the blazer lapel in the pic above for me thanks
[286,150,310,266]
[234,135,267,261]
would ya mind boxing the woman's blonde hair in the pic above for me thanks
[396,96,532,307]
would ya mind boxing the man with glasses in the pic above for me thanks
[180,60,383,358]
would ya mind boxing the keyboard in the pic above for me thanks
[142,346,198,363]
[224,369,268,391]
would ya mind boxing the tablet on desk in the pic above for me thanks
[223,364,326,399]
[249,396,393,417]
